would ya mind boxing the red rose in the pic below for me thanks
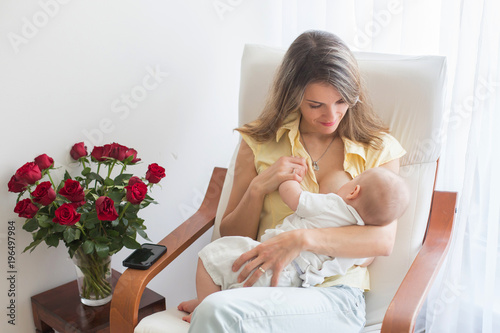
[32,181,56,206]
[8,175,27,193]
[14,198,39,218]
[96,196,119,221]
[70,142,88,160]
[128,176,142,186]
[34,154,54,170]
[15,162,42,184]
[145,163,165,184]
[91,146,106,161]
[106,143,128,161]
[125,178,147,204]
[59,179,85,202]
[125,148,141,164]
[53,203,81,226]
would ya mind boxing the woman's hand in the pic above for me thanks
[251,156,307,196]
[232,229,305,287]
[220,143,307,238]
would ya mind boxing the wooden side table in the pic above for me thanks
[31,269,165,333]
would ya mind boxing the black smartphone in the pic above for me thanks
[122,243,167,270]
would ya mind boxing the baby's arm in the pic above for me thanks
[279,180,302,212]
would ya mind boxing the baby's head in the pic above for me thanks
[337,168,410,226]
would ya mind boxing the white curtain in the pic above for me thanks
[278,0,500,331]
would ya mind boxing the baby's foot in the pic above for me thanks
[178,299,201,322]
[182,313,193,323]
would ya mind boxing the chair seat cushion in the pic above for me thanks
[135,307,383,333]
[135,307,189,333]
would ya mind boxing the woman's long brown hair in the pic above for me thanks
[237,30,388,148]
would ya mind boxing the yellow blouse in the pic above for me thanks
[240,112,406,290]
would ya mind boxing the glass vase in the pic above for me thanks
[72,247,113,306]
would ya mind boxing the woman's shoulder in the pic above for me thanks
[342,132,406,175]
[375,132,406,152]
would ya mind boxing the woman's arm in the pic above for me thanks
[219,140,307,239]
[233,223,397,287]
[301,222,397,258]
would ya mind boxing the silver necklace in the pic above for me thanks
[301,134,336,171]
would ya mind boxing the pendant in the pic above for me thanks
[313,161,319,171]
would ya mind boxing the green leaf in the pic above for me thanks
[83,218,98,229]
[109,238,123,254]
[89,229,100,239]
[123,236,141,249]
[114,173,133,185]
[137,229,151,241]
[82,240,95,254]
[63,228,76,243]
[89,192,100,201]
[23,239,42,253]
[104,177,114,186]
[45,235,59,247]
[139,201,151,209]
[111,219,120,227]
[127,218,144,225]
[37,215,52,228]
[143,198,158,205]
[86,211,98,220]
[95,243,110,258]
[108,190,124,204]
[82,167,91,176]
[23,218,39,232]
[34,228,48,240]
[56,180,65,192]
[93,236,109,243]
[123,155,135,164]
[124,205,140,216]
[68,245,77,258]
[107,230,120,238]
[64,170,72,180]
[126,226,136,236]
[52,224,66,233]
[87,172,104,184]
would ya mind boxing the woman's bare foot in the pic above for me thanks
[178,299,201,323]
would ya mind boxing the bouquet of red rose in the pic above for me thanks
[8,142,165,304]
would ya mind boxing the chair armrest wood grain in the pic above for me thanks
[110,167,227,333]
[381,190,458,333]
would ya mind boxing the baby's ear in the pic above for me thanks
[346,185,361,200]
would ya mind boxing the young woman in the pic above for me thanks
[183,30,406,332]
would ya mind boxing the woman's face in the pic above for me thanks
[299,82,349,136]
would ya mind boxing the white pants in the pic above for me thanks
[189,284,366,333]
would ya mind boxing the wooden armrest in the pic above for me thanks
[381,190,458,333]
[110,167,227,333]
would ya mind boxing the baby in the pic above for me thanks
[179,167,410,322]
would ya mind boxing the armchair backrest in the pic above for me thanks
[213,44,447,328]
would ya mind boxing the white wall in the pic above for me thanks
[0,1,284,331]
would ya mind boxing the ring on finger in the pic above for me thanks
[258,266,266,274]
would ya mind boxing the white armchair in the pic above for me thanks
[110,44,457,333]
